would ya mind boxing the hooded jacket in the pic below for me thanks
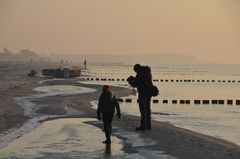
[128,66,153,99]
[97,92,120,114]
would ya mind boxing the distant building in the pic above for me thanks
[19,49,37,57]
[0,48,39,62]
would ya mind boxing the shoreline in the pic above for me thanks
[0,63,240,158]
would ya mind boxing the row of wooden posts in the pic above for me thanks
[117,99,240,105]
[83,77,126,81]
[83,77,240,83]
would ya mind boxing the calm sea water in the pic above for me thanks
[82,64,240,146]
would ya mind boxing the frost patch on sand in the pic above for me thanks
[38,78,65,84]
[78,80,130,88]
[33,85,96,97]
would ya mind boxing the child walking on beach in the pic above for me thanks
[97,85,121,144]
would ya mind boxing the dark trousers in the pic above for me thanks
[138,98,151,129]
[102,112,114,140]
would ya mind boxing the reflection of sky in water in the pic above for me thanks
[0,118,177,159]
[0,118,124,158]
[86,64,240,146]
[33,85,96,97]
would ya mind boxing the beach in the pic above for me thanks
[0,62,240,159]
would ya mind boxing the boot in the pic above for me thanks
[103,129,111,144]
[102,139,111,144]
[136,126,146,131]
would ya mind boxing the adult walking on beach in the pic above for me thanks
[97,85,121,144]
[127,64,153,130]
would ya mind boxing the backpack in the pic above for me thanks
[150,85,159,97]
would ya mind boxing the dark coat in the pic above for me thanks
[128,66,153,99]
[97,92,120,114]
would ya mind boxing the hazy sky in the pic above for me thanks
[0,0,239,63]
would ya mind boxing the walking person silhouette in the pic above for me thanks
[97,85,121,144]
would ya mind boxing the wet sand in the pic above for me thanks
[0,62,240,159]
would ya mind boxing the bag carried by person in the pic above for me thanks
[150,85,159,97]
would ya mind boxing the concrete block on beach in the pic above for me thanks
[153,99,159,103]
[212,100,218,105]
[203,100,210,105]
[194,100,201,105]
[227,100,233,105]
[163,100,168,104]
[180,100,185,104]
[172,100,177,104]
[125,99,132,103]
[218,100,225,105]
[117,98,124,102]
[236,100,240,105]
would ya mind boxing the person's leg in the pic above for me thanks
[137,99,147,130]
[146,98,151,129]
[102,113,109,140]
[108,113,114,136]
[103,113,113,143]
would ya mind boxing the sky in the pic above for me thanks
[0,0,239,64]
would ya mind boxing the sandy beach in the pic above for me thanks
[0,62,240,159]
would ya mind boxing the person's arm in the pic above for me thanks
[113,96,121,119]
[127,76,136,87]
[97,95,103,120]
[128,74,141,88]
